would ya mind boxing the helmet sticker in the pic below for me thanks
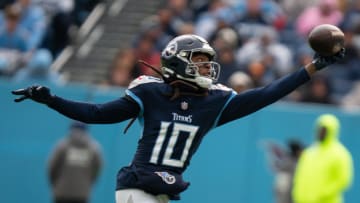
[162,42,177,59]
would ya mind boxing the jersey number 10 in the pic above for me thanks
[150,122,199,168]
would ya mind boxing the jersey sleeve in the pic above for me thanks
[47,95,140,124]
[125,75,164,116]
[217,68,310,126]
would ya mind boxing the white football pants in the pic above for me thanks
[116,189,169,203]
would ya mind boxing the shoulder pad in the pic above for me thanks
[128,75,164,89]
[210,83,234,92]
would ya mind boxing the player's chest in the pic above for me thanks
[143,97,224,125]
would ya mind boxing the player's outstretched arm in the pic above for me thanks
[217,48,346,126]
[11,85,140,123]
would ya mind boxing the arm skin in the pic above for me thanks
[304,62,317,75]
[46,96,140,124]
[218,65,317,126]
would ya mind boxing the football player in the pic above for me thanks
[11,34,345,203]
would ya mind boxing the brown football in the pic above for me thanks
[308,24,345,56]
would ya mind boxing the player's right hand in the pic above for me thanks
[11,85,53,104]
[312,48,346,70]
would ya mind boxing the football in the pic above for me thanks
[308,24,345,56]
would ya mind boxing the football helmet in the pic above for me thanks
[161,34,221,88]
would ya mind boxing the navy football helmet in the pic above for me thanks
[161,34,221,88]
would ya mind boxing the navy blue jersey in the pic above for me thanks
[47,68,310,199]
[125,75,235,172]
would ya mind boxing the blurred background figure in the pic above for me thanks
[292,114,353,203]
[264,139,305,203]
[227,70,253,93]
[0,0,55,82]
[48,121,103,203]
[36,0,75,58]
[107,48,139,87]
[132,34,161,77]
[295,0,343,38]
[235,26,294,81]
[298,74,335,105]
[341,81,360,111]
[0,3,30,76]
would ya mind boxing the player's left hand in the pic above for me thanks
[312,48,346,70]
[11,85,53,104]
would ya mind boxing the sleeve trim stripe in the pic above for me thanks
[212,91,237,129]
[125,90,144,116]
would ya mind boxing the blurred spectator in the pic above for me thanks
[12,48,57,83]
[216,46,240,85]
[234,0,286,28]
[36,0,101,57]
[15,0,48,50]
[194,0,230,40]
[322,8,360,103]
[264,139,305,203]
[245,60,275,87]
[177,22,194,35]
[337,0,348,13]
[227,70,253,93]
[338,0,360,65]
[0,0,55,82]
[208,26,241,85]
[152,7,177,50]
[157,6,177,38]
[276,0,317,24]
[36,0,75,57]
[108,49,140,87]
[292,114,353,203]
[341,81,360,111]
[284,45,314,102]
[339,0,360,33]
[295,0,343,38]
[48,121,103,203]
[299,74,335,105]
[235,27,294,78]
[166,0,194,35]
[0,4,30,76]
[133,34,161,77]
[293,45,314,68]
[232,0,287,41]
[71,0,101,27]
[210,27,239,50]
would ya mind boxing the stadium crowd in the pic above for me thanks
[0,0,101,82]
[1,0,360,108]
[108,0,360,108]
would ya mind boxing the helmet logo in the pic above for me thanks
[162,42,177,58]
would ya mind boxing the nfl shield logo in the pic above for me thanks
[181,101,188,110]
